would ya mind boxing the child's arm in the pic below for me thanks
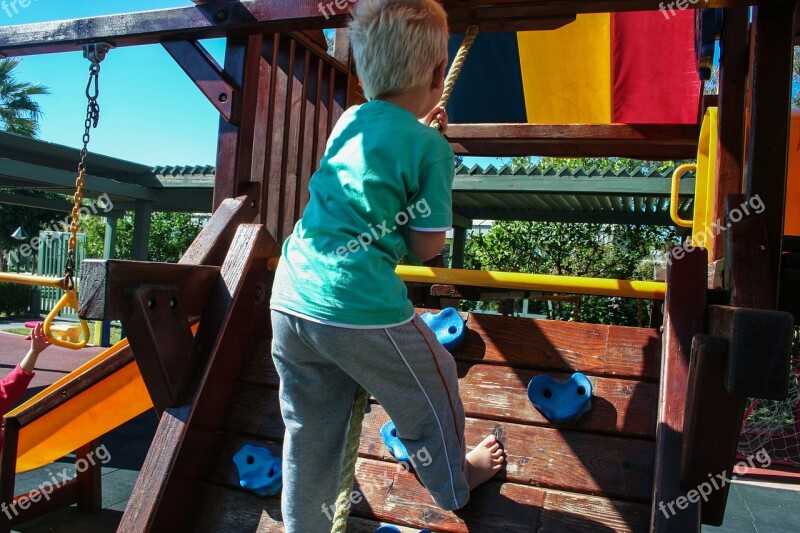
[19,322,50,373]
[408,230,446,262]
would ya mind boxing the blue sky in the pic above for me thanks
[4,1,226,166]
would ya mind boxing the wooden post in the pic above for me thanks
[744,1,796,304]
[651,247,706,532]
[451,225,467,269]
[711,8,749,262]
[131,200,153,261]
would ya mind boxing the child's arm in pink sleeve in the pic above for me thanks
[0,366,34,414]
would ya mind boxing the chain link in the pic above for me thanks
[65,63,101,284]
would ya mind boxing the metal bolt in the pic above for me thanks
[219,92,228,103]
[170,297,178,309]
[215,9,228,22]
[147,297,157,310]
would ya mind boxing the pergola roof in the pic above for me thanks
[452,164,694,226]
[0,131,213,215]
[0,132,693,226]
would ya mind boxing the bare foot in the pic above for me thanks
[465,434,505,490]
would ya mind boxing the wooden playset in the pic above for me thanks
[0,1,798,532]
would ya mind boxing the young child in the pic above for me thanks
[269,1,504,531]
[1,323,50,414]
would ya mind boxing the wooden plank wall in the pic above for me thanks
[214,32,348,245]
[193,313,662,532]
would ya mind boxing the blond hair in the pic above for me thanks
[349,0,448,100]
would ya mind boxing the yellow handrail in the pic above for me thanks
[0,272,69,290]
[670,163,696,228]
[396,265,666,300]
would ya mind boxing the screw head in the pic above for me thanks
[170,297,178,309]
[147,297,157,310]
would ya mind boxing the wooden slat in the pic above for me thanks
[223,386,654,500]
[203,433,649,533]
[650,247,706,532]
[194,483,445,533]
[238,338,658,438]
[264,34,290,241]
[446,124,700,160]
[458,313,661,380]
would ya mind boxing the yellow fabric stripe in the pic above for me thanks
[518,14,612,124]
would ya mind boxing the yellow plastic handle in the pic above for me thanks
[43,289,90,349]
[670,163,696,228]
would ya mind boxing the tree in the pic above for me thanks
[83,212,205,263]
[464,221,675,326]
[0,58,49,137]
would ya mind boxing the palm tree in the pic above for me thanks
[0,58,49,137]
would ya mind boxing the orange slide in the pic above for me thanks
[6,339,152,473]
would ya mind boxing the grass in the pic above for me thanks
[2,328,29,336]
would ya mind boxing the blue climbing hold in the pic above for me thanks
[420,307,465,351]
[233,444,283,496]
[527,372,593,422]
[380,420,410,463]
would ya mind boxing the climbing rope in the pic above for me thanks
[330,386,370,533]
[329,26,479,533]
[430,25,479,130]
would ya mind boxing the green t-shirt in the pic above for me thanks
[270,100,454,327]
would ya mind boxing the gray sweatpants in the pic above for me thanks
[270,310,469,533]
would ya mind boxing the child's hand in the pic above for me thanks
[30,323,51,355]
[421,106,448,133]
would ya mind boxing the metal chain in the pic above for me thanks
[65,62,101,286]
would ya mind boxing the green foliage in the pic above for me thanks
[509,156,688,174]
[0,283,32,316]
[463,221,676,326]
[0,58,49,137]
[83,212,204,262]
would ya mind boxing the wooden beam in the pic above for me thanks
[0,159,210,211]
[118,224,277,530]
[712,8,749,262]
[78,259,219,321]
[650,246,706,532]
[453,175,696,195]
[446,124,700,160]
[0,1,759,58]
[452,206,691,226]
[744,1,796,305]
[162,40,238,123]
[679,334,745,526]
